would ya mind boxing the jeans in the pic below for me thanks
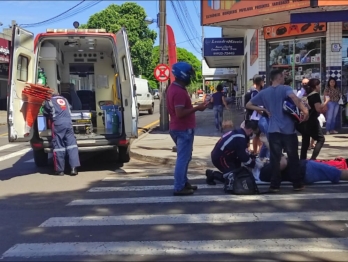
[213,105,223,130]
[258,116,270,158]
[169,129,195,191]
[269,132,302,188]
[300,120,325,160]
[326,101,339,132]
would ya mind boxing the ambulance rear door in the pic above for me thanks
[115,28,138,138]
[8,25,36,142]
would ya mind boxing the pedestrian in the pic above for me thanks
[166,62,208,196]
[297,78,309,98]
[246,69,309,192]
[42,92,80,176]
[210,84,229,132]
[324,77,341,134]
[299,79,328,160]
[205,120,260,185]
[249,75,264,154]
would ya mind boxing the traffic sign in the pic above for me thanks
[154,64,170,82]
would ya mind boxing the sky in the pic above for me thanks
[0,0,221,59]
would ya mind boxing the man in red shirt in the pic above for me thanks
[167,62,207,196]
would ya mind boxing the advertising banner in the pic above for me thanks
[318,0,348,6]
[201,0,311,26]
[250,30,258,66]
[204,37,244,57]
[263,22,327,40]
[0,38,10,63]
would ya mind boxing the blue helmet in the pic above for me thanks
[171,62,195,84]
[283,97,301,122]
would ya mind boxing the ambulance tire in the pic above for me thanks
[118,146,130,163]
[33,149,48,167]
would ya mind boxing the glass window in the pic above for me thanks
[16,55,28,82]
[341,37,348,127]
[268,38,325,95]
[122,56,128,81]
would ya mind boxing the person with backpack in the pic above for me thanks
[205,120,262,185]
[249,75,264,154]
[298,78,328,160]
[246,69,309,192]
[259,156,348,185]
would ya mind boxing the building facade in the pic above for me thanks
[0,36,10,110]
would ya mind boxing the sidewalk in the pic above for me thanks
[130,108,348,168]
[0,111,6,125]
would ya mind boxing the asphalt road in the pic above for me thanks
[1,100,348,261]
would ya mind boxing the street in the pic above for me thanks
[0,103,348,261]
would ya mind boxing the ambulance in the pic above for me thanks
[7,25,138,167]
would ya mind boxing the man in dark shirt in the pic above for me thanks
[206,120,260,185]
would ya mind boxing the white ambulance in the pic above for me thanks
[7,25,138,167]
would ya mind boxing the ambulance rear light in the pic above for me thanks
[46,29,107,33]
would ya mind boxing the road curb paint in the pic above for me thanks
[137,119,159,136]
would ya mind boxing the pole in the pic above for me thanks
[159,0,169,131]
[201,25,205,93]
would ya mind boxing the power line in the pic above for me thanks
[21,1,102,28]
[192,1,200,19]
[20,0,86,27]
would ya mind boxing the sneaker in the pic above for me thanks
[173,188,194,196]
[268,186,280,193]
[53,171,64,176]
[185,182,197,191]
[205,169,216,185]
[293,184,305,191]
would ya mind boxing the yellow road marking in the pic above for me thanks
[137,120,159,136]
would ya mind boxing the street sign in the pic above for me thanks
[154,64,170,82]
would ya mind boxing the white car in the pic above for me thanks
[135,78,155,114]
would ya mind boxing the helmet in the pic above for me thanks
[172,62,195,85]
[283,97,301,122]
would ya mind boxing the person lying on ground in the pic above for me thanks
[206,120,261,185]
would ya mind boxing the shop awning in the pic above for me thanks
[291,10,348,23]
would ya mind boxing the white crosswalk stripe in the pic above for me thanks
[2,169,348,260]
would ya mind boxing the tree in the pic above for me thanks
[145,46,202,93]
[80,3,157,76]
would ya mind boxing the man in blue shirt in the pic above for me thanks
[246,69,309,192]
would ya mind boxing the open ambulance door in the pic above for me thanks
[115,28,138,138]
[7,25,36,142]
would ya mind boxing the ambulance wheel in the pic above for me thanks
[33,149,48,167]
[118,146,130,163]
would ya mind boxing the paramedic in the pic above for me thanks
[167,62,207,196]
[206,120,259,185]
[42,93,80,176]
[259,156,348,185]
[246,69,309,192]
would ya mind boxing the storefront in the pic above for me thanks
[0,37,10,110]
[265,23,327,93]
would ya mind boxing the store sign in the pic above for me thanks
[263,22,327,40]
[202,60,237,76]
[204,38,244,57]
[0,38,10,63]
[331,43,342,52]
[318,0,348,6]
[250,30,258,66]
[201,0,311,26]
[0,63,9,77]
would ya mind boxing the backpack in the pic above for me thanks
[223,167,260,195]
[314,157,348,170]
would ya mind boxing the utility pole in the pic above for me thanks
[159,0,169,131]
[201,25,205,93]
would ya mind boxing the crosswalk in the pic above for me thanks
[2,168,348,261]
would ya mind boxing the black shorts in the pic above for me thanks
[250,120,261,137]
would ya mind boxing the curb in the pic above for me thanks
[137,120,160,137]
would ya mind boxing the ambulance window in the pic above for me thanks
[121,56,128,81]
[17,55,28,82]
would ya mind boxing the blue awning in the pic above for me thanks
[291,10,348,23]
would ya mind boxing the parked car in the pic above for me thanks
[135,78,155,114]
[153,89,160,99]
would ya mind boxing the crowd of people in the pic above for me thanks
[166,61,347,196]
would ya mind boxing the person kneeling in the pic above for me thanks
[206,120,260,185]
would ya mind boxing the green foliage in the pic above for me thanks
[144,46,202,93]
[80,3,157,76]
